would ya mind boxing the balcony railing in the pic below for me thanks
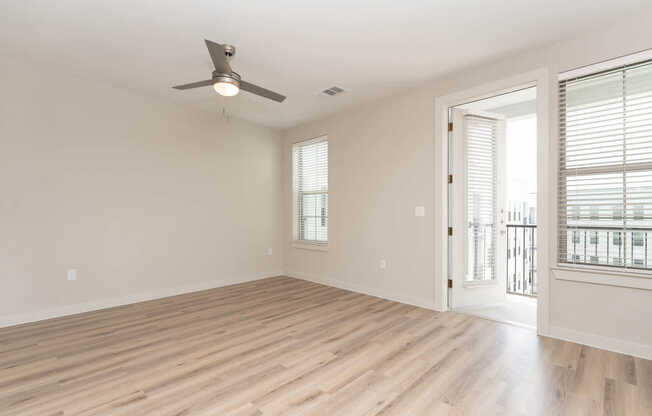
[505,224,652,297]
[506,224,537,297]
[560,225,652,270]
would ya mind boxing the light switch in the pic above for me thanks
[67,269,77,281]
[415,206,425,217]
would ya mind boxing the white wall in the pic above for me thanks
[0,55,284,326]
[282,9,652,357]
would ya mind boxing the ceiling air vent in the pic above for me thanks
[322,86,345,96]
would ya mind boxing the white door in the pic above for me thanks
[450,108,506,309]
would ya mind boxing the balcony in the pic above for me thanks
[506,224,537,297]
[560,226,652,270]
[506,224,652,297]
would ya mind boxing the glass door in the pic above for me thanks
[450,108,507,308]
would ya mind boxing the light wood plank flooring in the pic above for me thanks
[1,276,651,415]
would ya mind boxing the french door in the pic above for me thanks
[450,108,507,309]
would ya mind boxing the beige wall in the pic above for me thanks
[0,56,284,324]
[282,92,436,308]
[282,9,652,354]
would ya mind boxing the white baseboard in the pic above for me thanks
[288,271,652,360]
[549,325,652,360]
[286,270,436,310]
[0,272,283,329]
[9,271,649,361]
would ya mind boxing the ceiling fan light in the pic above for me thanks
[213,79,239,96]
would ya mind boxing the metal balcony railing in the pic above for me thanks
[506,224,537,297]
[560,225,652,270]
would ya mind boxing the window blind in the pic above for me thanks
[559,59,652,270]
[293,137,328,243]
[465,115,498,280]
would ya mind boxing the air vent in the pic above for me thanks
[322,86,345,96]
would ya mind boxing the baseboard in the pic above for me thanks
[286,270,436,310]
[11,272,648,360]
[549,325,652,360]
[0,272,283,329]
[288,271,652,359]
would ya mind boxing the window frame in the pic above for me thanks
[556,50,652,277]
[291,135,329,249]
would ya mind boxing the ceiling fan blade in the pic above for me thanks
[205,39,232,74]
[172,79,214,90]
[240,80,286,102]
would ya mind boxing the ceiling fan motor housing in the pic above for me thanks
[212,71,241,85]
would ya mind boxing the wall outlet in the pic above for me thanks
[67,269,77,281]
[267,248,273,256]
[379,259,387,269]
[415,206,425,217]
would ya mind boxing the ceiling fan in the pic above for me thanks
[172,40,286,103]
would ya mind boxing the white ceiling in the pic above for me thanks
[1,1,650,128]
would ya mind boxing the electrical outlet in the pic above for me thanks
[67,269,77,281]
[267,248,273,256]
[379,259,387,269]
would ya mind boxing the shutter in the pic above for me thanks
[465,115,499,280]
[293,137,328,242]
[559,59,652,270]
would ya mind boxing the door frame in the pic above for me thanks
[434,68,550,336]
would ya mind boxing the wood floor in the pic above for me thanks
[1,277,651,415]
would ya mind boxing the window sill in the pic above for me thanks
[552,266,652,290]
[292,241,329,252]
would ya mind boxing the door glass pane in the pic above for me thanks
[465,115,498,281]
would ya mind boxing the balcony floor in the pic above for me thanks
[456,293,537,329]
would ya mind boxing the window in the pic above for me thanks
[612,207,623,220]
[559,58,652,270]
[292,136,328,244]
[613,232,622,246]
[590,206,599,221]
[590,232,599,245]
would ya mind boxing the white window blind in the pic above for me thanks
[465,115,498,280]
[559,59,652,270]
[293,137,328,243]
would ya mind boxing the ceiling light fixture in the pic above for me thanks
[213,74,240,97]
[172,40,285,102]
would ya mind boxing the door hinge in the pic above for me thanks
[448,279,453,288]
[448,174,453,184]
[448,227,453,236]
[448,122,453,132]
